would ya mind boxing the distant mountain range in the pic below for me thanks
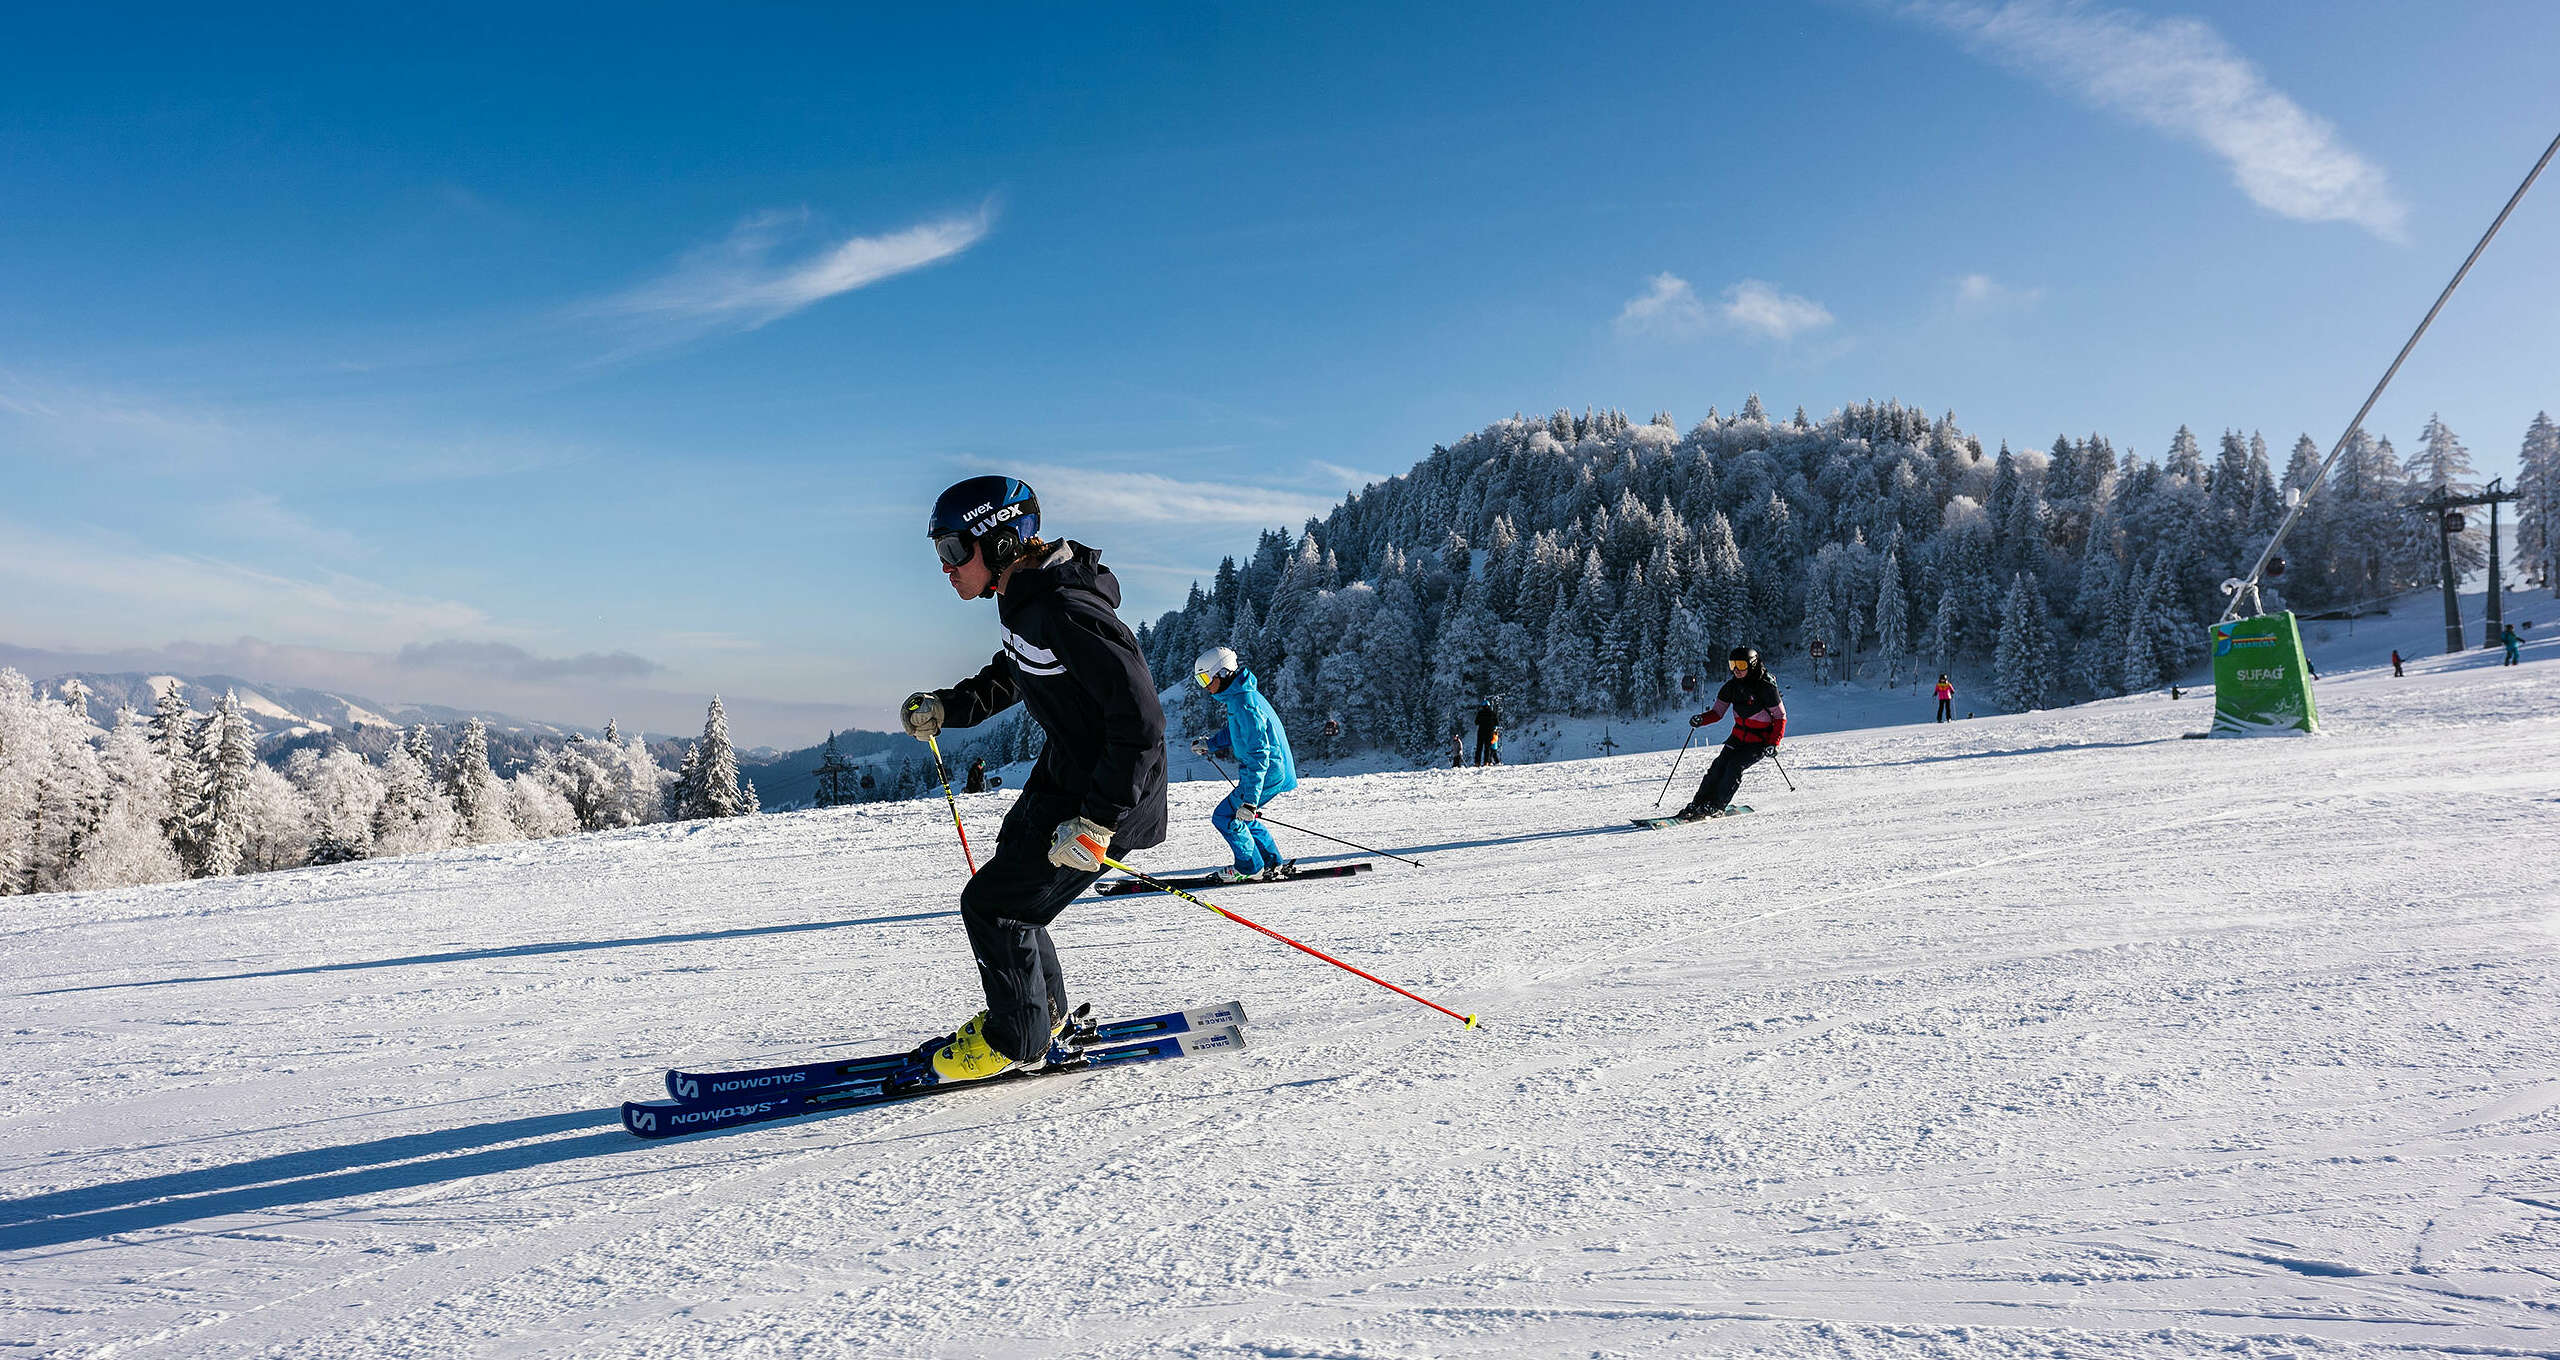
[21,662,921,798]
[40,670,598,745]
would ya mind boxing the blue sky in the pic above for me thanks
[3,2,2554,747]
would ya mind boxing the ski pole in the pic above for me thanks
[1769,750,1797,793]
[1654,727,1698,808]
[1097,854,1478,1028]
[1203,756,1424,867]
[924,734,977,875]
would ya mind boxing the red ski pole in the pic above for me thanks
[925,734,977,875]
[1098,855,1479,1028]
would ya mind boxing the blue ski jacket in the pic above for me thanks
[1202,668,1297,806]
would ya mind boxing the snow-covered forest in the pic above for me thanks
[0,680,757,896]
[1133,401,2560,760]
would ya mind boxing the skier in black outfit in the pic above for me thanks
[1677,646,1787,821]
[1473,701,1499,766]
[900,475,1168,1083]
[965,756,987,793]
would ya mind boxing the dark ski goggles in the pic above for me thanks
[932,533,975,568]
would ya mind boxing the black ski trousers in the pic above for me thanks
[1689,741,1767,812]
[960,792,1101,1062]
[1936,698,1952,722]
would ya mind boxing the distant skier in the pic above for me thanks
[1450,727,1464,768]
[1473,701,1499,766]
[2391,649,2405,678]
[1675,646,1786,821]
[965,756,988,794]
[1933,674,1954,723]
[899,475,1167,1084]
[1188,645,1298,883]
[2503,625,2522,666]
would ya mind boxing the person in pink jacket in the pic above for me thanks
[1933,675,1954,723]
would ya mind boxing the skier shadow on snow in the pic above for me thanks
[0,1108,643,1253]
[29,909,959,996]
[1080,823,1639,893]
[1806,736,2176,772]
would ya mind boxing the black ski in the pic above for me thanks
[1629,805,1754,830]
[1096,861,1372,897]
[661,1000,1247,1103]
[623,1024,1247,1139]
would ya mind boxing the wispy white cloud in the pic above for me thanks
[1008,466,1336,529]
[1953,272,2045,312]
[395,640,662,682]
[211,492,367,559]
[1895,0,2406,241]
[1615,272,1713,341]
[0,518,490,651]
[0,369,585,482]
[1719,280,1835,342]
[590,204,995,347]
[1310,460,1395,492]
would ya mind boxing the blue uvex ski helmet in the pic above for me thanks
[928,476,1040,571]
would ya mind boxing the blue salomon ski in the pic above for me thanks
[623,1020,1246,1139]
[659,1000,1247,1103]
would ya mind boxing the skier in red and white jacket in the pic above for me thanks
[1676,645,1785,821]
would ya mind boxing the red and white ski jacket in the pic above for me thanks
[1702,674,1786,747]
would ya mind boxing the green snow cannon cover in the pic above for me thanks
[2209,612,2319,736]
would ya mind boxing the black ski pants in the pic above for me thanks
[959,792,1100,1063]
[1936,698,1952,722]
[1689,741,1767,812]
[1473,733,1495,766]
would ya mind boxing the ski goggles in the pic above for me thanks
[1193,669,1219,687]
[931,533,975,568]
[1728,659,1751,674]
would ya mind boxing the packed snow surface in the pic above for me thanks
[5,640,2556,1358]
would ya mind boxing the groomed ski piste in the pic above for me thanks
[5,636,2556,1358]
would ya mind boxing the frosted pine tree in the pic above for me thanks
[238,763,314,873]
[2517,412,2560,590]
[1875,545,1910,688]
[148,683,206,872]
[27,685,107,892]
[70,707,185,889]
[668,742,703,821]
[504,770,578,839]
[688,697,747,819]
[0,670,43,892]
[1993,573,2059,711]
[372,741,460,858]
[1929,586,1961,673]
[2120,559,2167,693]
[443,717,515,844]
[300,748,385,864]
[194,691,260,877]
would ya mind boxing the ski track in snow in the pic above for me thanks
[4,640,2558,1357]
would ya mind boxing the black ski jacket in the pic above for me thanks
[934,541,1168,850]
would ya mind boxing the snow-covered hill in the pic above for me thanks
[33,668,599,748]
[4,638,2555,1357]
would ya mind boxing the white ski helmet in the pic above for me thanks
[1193,645,1240,686]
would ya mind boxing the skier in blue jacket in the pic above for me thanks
[1188,646,1298,883]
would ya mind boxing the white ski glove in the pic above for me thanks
[1233,802,1260,823]
[901,693,944,740]
[1048,816,1112,872]
[1190,738,1210,756]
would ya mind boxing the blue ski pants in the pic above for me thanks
[1211,791,1284,874]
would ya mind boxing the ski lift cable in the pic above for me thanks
[2221,125,2560,624]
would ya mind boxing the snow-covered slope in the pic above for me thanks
[5,638,2556,1358]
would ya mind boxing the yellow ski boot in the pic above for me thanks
[930,1009,1068,1083]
